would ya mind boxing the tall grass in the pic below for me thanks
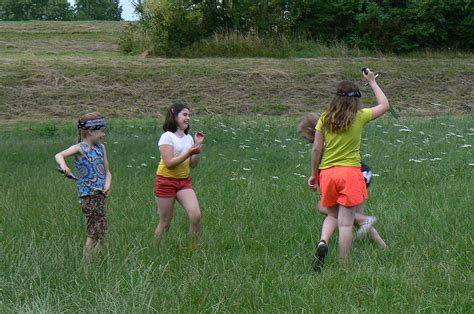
[119,26,380,58]
[1,115,472,311]
[179,32,380,58]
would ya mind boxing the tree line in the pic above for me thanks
[0,0,122,21]
[123,0,473,55]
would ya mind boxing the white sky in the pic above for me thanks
[67,0,139,21]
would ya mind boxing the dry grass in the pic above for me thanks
[0,21,472,120]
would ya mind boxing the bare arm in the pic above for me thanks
[190,132,205,168]
[160,144,201,168]
[308,130,324,191]
[54,144,81,176]
[102,145,112,195]
[363,68,389,120]
[190,153,200,168]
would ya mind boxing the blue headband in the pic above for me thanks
[77,118,107,130]
[336,90,362,98]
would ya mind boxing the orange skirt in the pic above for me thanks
[319,166,368,207]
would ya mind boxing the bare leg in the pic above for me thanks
[354,202,369,225]
[154,196,175,245]
[320,201,366,230]
[338,204,359,264]
[176,189,201,251]
[313,204,338,272]
[368,227,387,249]
[320,205,338,243]
[83,237,102,264]
[355,203,386,248]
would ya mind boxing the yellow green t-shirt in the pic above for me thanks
[315,108,372,169]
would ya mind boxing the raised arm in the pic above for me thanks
[190,131,205,168]
[54,144,81,177]
[363,68,389,120]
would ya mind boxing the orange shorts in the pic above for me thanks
[319,166,368,207]
[154,175,193,197]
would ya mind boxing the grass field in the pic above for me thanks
[1,115,473,312]
[1,20,473,312]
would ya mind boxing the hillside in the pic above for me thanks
[0,21,472,119]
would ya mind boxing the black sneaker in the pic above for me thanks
[312,240,329,272]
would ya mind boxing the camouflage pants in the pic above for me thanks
[79,193,107,240]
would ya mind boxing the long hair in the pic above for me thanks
[322,81,362,133]
[298,112,319,143]
[162,102,190,134]
[77,112,104,143]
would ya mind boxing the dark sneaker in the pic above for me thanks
[313,240,329,272]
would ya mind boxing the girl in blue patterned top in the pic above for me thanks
[55,112,112,261]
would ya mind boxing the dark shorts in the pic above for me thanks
[79,193,107,240]
[154,175,193,197]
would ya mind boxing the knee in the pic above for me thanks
[160,217,173,229]
[189,208,201,224]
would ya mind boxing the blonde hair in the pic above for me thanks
[322,81,362,133]
[77,112,104,142]
[298,112,319,143]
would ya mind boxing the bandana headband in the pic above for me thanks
[336,90,362,98]
[77,118,107,130]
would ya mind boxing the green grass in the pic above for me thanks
[1,115,473,312]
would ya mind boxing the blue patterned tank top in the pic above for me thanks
[75,143,106,197]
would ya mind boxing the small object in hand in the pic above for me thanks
[57,167,78,180]
[361,67,369,75]
[364,74,379,86]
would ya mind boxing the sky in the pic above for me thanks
[67,0,139,21]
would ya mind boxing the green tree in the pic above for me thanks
[75,0,122,20]
[0,0,73,21]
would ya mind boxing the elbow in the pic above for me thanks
[163,160,174,168]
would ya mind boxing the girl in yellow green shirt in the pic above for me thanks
[308,68,390,270]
